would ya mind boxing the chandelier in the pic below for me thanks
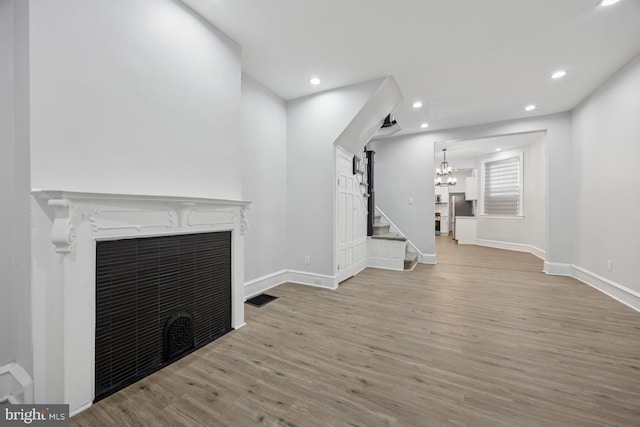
[435,148,457,187]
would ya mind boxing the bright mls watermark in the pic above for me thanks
[1,405,69,427]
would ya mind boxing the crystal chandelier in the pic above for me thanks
[435,148,457,187]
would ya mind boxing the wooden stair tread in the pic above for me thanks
[371,234,407,241]
[404,252,418,262]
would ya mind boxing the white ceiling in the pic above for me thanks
[182,0,640,135]
[435,132,545,165]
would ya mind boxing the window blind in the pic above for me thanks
[484,156,520,216]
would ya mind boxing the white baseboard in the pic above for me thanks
[544,262,572,276]
[418,253,436,265]
[338,264,367,284]
[244,270,288,299]
[70,402,93,417]
[544,262,639,312]
[366,261,404,271]
[476,239,545,260]
[0,362,33,405]
[244,269,338,298]
[571,265,640,312]
[287,270,338,290]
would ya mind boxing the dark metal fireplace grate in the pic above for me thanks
[164,312,194,361]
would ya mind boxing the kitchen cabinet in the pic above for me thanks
[464,177,478,200]
[435,186,449,203]
[455,217,477,244]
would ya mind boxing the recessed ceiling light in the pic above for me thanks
[551,70,567,79]
[421,123,429,129]
[309,77,321,85]
[496,148,502,152]
[412,101,423,109]
[600,0,621,6]
[525,104,537,112]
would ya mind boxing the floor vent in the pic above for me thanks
[245,294,279,307]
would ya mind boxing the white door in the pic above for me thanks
[337,147,367,283]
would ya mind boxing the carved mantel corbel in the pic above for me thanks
[174,202,196,228]
[48,199,77,254]
[240,206,250,236]
[34,190,252,252]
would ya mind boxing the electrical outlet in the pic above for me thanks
[304,255,311,265]
[607,260,613,271]
[408,197,414,205]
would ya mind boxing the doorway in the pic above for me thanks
[433,131,547,258]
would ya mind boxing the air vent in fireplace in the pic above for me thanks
[164,312,194,361]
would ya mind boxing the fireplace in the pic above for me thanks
[31,191,249,415]
[94,232,233,401]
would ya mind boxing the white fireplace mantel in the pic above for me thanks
[30,190,250,415]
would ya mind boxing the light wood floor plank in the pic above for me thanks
[72,236,640,426]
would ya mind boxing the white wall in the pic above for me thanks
[286,78,386,279]
[572,53,640,295]
[29,0,242,200]
[241,75,287,282]
[443,157,478,171]
[370,133,436,258]
[0,0,32,375]
[0,0,16,368]
[476,134,546,255]
[370,113,572,265]
[450,169,473,194]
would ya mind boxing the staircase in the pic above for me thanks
[370,213,418,271]
[351,148,418,272]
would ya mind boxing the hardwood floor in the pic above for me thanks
[72,236,640,426]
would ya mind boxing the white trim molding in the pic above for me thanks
[476,239,545,260]
[244,270,289,299]
[419,253,437,264]
[31,190,250,415]
[544,262,572,276]
[244,269,343,300]
[545,262,639,313]
[287,270,338,290]
[571,266,640,313]
[70,402,93,418]
[0,363,33,404]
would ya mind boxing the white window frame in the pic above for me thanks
[480,151,524,218]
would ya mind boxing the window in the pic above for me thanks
[481,153,523,216]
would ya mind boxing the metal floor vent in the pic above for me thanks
[245,294,279,307]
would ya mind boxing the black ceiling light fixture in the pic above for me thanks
[381,114,397,128]
[375,113,401,137]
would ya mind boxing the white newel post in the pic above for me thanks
[31,191,250,415]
